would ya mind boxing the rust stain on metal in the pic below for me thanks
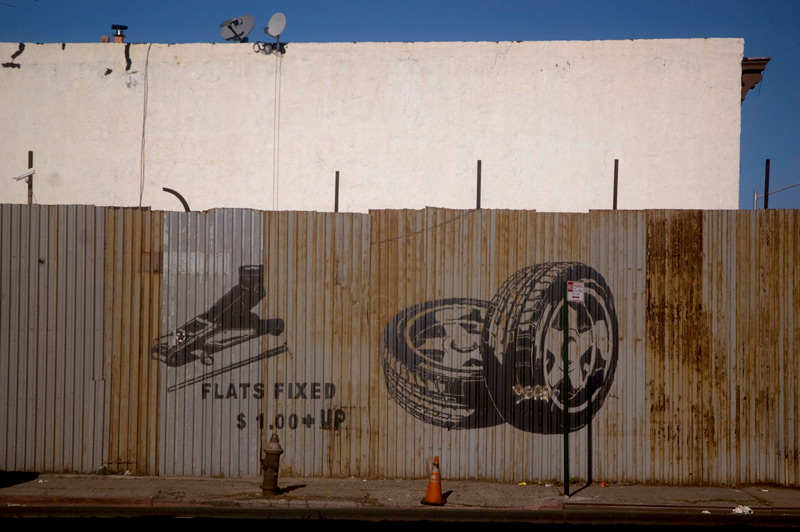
[3,206,800,485]
[102,209,161,475]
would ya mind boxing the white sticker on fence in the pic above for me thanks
[567,281,585,303]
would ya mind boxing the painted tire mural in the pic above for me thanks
[381,298,502,429]
[481,262,619,434]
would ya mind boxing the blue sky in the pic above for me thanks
[2,0,798,209]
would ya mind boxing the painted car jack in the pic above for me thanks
[151,265,284,367]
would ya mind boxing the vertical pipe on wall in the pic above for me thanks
[613,159,619,210]
[764,159,771,209]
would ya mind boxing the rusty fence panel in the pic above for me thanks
[103,208,162,475]
[369,209,643,482]
[644,210,800,486]
[368,208,799,484]
[2,206,799,485]
[260,211,372,478]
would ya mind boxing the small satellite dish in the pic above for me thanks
[220,15,255,43]
[265,13,286,39]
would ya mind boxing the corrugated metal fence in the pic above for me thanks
[1,205,798,485]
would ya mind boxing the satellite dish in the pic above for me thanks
[220,15,255,43]
[265,13,286,39]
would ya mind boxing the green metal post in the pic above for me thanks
[563,282,570,497]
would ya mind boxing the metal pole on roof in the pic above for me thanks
[335,171,340,213]
[27,151,33,205]
[562,282,570,497]
[162,187,190,212]
[476,160,482,210]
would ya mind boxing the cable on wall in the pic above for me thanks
[139,43,153,208]
[272,51,283,211]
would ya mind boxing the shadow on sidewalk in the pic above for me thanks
[0,471,39,489]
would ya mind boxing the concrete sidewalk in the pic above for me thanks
[1,472,799,525]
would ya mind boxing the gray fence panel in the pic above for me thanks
[0,205,106,473]
[158,209,266,477]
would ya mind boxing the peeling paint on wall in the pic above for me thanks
[11,43,25,59]
[3,43,24,68]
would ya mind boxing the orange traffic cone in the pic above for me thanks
[421,456,446,506]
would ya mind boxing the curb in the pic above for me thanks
[3,496,800,525]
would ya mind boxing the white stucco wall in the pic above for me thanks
[0,39,743,212]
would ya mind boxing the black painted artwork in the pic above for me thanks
[381,262,619,434]
[151,265,284,367]
[382,299,502,430]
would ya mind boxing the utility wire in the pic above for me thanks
[139,43,153,208]
[272,51,283,211]
[740,72,765,181]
